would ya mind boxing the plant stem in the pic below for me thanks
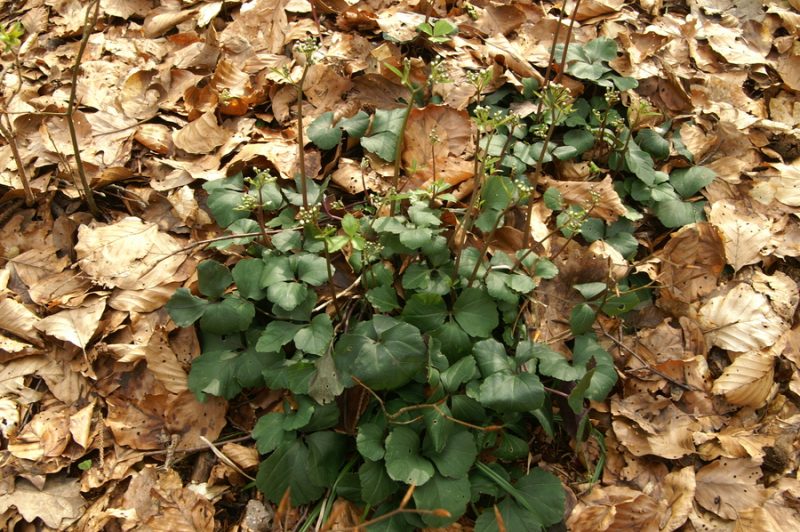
[0,118,33,206]
[390,90,416,215]
[67,0,100,217]
[297,63,311,210]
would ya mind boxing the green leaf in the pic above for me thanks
[189,348,280,401]
[413,474,470,527]
[308,111,342,150]
[294,313,333,355]
[366,285,401,312]
[215,218,260,247]
[339,110,370,137]
[514,468,566,525]
[256,440,325,506]
[563,129,595,155]
[199,296,255,334]
[357,422,386,461]
[256,321,302,352]
[261,255,293,287]
[453,288,498,338]
[267,282,309,311]
[532,343,585,381]
[252,412,288,453]
[423,404,455,453]
[197,260,232,298]
[307,431,347,487]
[231,259,266,300]
[431,320,473,363]
[625,144,657,185]
[399,227,433,249]
[295,253,329,286]
[166,288,208,326]
[570,303,596,335]
[543,187,564,210]
[334,316,427,390]
[402,293,448,332]
[584,37,618,62]
[427,430,477,479]
[473,339,513,377]
[384,426,435,486]
[361,108,406,162]
[205,179,249,228]
[440,355,477,392]
[479,372,545,412]
[654,199,705,228]
[636,129,670,160]
[573,282,607,300]
[670,166,716,198]
[359,460,398,505]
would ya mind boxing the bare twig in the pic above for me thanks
[66,0,101,216]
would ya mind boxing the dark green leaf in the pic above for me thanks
[670,166,716,198]
[307,431,347,487]
[256,321,303,352]
[256,440,325,506]
[339,110,370,137]
[563,129,595,155]
[357,422,386,461]
[543,187,564,210]
[573,282,607,300]
[384,426,435,486]
[359,460,398,505]
[453,288,498,338]
[199,296,255,334]
[473,339,513,377]
[308,111,342,150]
[252,412,288,454]
[334,316,426,390]
[427,430,477,479]
[261,256,293,287]
[267,282,309,311]
[366,285,401,312]
[654,199,705,228]
[479,372,545,412]
[197,260,232,298]
[636,129,670,160]
[413,474,470,527]
[423,404,454,453]
[431,321,472,363]
[166,288,208,326]
[402,293,448,332]
[570,303,596,335]
[231,259,266,300]
[294,314,333,355]
[440,355,478,392]
[295,253,329,286]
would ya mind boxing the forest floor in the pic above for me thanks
[1,0,800,530]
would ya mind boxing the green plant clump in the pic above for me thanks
[167,35,714,530]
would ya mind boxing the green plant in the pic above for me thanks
[417,19,458,43]
[167,15,720,529]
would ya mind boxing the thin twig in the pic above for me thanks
[66,0,101,216]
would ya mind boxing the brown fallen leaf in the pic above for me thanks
[75,217,187,290]
[0,476,85,529]
[545,175,627,223]
[35,296,107,350]
[695,458,767,520]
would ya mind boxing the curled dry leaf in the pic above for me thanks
[711,350,775,407]
[694,458,767,520]
[0,297,42,345]
[173,110,232,154]
[135,123,174,155]
[642,222,725,308]
[697,274,794,352]
[75,217,187,290]
[658,466,696,532]
[567,485,659,531]
[35,297,106,350]
[611,394,700,459]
